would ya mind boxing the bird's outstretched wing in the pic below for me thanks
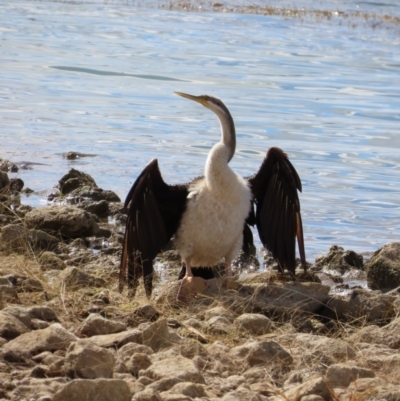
[247,147,306,275]
[119,159,188,297]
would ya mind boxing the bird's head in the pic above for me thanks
[175,92,231,118]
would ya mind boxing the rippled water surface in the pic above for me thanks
[1,0,400,262]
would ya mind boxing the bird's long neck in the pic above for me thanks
[204,105,236,188]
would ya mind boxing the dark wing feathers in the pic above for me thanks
[119,159,188,297]
[248,147,306,275]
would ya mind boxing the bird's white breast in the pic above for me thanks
[175,170,252,267]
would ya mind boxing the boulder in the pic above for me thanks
[64,341,116,379]
[52,378,131,401]
[285,376,333,400]
[365,242,400,291]
[24,206,99,237]
[126,353,152,377]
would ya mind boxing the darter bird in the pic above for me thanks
[119,92,306,300]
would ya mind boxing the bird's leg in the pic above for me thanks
[176,258,196,302]
[222,259,234,288]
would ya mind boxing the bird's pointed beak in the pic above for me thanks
[175,92,205,105]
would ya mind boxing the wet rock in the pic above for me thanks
[0,311,30,339]
[0,159,18,173]
[52,378,131,401]
[234,313,272,335]
[39,251,66,270]
[58,168,97,195]
[365,242,400,291]
[24,205,99,237]
[77,313,127,337]
[0,171,9,189]
[58,266,106,289]
[326,363,375,387]
[314,245,364,273]
[69,187,121,203]
[141,355,205,384]
[2,323,78,356]
[322,288,395,323]
[64,341,116,379]
[79,199,109,216]
[63,152,97,160]
[9,178,24,193]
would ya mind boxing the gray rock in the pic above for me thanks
[0,224,59,252]
[64,341,115,379]
[142,318,176,352]
[126,353,152,377]
[77,313,127,337]
[234,313,272,335]
[167,382,207,398]
[326,363,375,387]
[141,355,205,384]
[204,306,235,323]
[285,376,333,400]
[0,171,9,189]
[52,378,131,401]
[1,306,32,327]
[2,323,78,356]
[132,388,163,401]
[237,280,330,317]
[58,168,97,195]
[365,242,400,291]
[230,339,292,366]
[39,251,66,270]
[24,206,99,237]
[133,304,161,321]
[58,266,106,289]
[314,245,364,273]
[0,311,30,339]
[348,316,400,349]
[324,288,395,323]
[292,333,357,361]
[83,328,142,349]
[206,316,234,335]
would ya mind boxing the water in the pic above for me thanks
[1,0,400,263]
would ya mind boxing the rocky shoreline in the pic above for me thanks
[1,163,400,401]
